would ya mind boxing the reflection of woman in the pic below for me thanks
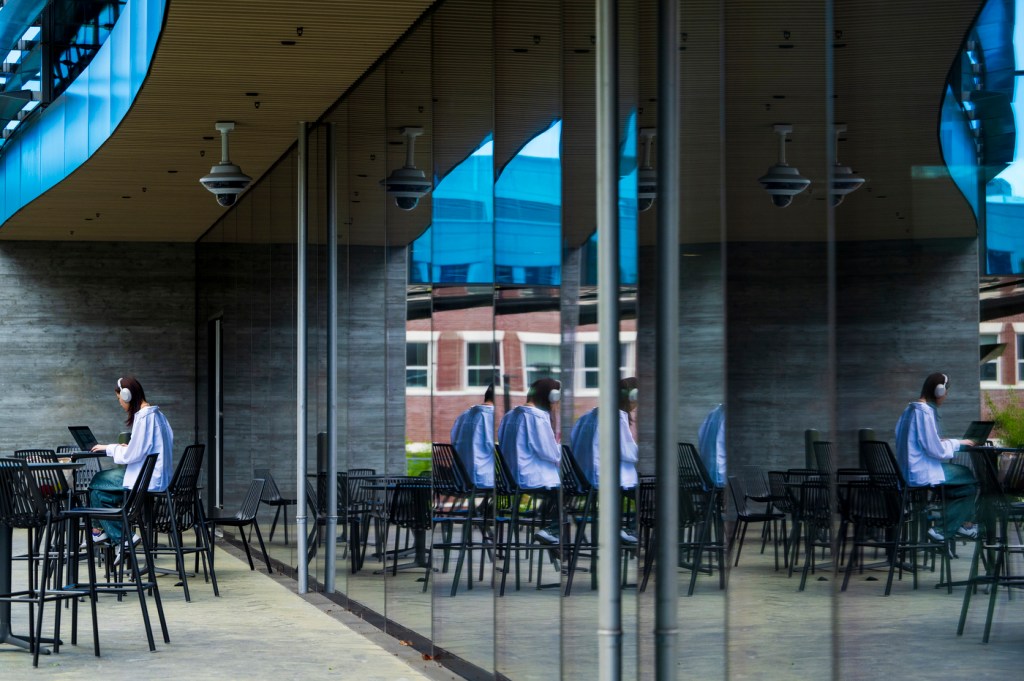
[569,376,639,490]
[697,403,726,488]
[450,384,495,488]
[497,378,561,543]
[88,376,174,548]
[894,372,977,555]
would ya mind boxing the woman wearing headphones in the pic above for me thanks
[498,377,562,543]
[569,377,640,543]
[87,376,175,551]
[894,372,978,556]
[569,377,640,491]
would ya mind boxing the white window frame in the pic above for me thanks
[574,331,638,396]
[519,332,562,387]
[459,330,505,390]
[980,323,1002,388]
[405,330,440,394]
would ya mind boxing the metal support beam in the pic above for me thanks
[596,0,621,680]
[296,121,309,593]
[325,122,339,592]
[655,0,680,678]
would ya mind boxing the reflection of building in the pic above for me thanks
[406,306,636,443]
[979,315,1024,421]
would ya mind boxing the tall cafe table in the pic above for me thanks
[0,460,83,652]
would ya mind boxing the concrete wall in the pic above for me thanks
[0,241,196,452]
[725,238,980,472]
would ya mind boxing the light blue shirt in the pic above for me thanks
[450,404,495,488]
[105,405,174,492]
[894,401,957,487]
[697,404,726,487]
[497,405,561,489]
[569,408,639,489]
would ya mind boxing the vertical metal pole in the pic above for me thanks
[325,123,339,592]
[655,0,680,678]
[596,1,621,680]
[296,121,309,593]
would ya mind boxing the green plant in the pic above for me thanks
[985,390,1024,447]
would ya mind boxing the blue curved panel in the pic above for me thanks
[0,0,167,229]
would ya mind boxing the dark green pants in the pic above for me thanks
[88,466,128,544]
[939,462,977,536]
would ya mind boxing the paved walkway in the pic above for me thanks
[0,531,459,680]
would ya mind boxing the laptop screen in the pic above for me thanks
[68,426,98,451]
[962,420,994,444]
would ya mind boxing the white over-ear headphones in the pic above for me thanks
[934,374,948,398]
[117,378,132,403]
[549,388,561,403]
[628,388,639,402]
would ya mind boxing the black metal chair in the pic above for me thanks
[841,475,905,595]
[640,445,725,596]
[492,444,556,596]
[0,457,98,667]
[148,444,218,601]
[383,479,433,590]
[432,443,487,597]
[560,443,596,596]
[860,440,941,589]
[63,454,170,652]
[727,474,785,569]
[253,469,296,545]
[204,478,272,574]
[957,448,1024,642]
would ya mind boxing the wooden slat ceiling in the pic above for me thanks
[0,0,989,245]
[0,0,435,242]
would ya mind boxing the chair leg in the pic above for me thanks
[252,521,273,574]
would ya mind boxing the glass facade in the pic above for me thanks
[186,1,1005,679]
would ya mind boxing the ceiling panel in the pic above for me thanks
[0,0,435,242]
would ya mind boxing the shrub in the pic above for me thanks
[985,390,1024,447]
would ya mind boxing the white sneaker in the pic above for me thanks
[956,525,978,539]
[927,527,945,542]
[535,529,559,544]
[90,530,109,544]
[620,529,638,544]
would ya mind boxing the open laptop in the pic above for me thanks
[68,425,99,451]
[962,420,995,444]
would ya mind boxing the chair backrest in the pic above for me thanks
[637,476,657,529]
[1003,449,1024,495]
[123,454,160,523]
[860,440,907,488]
[254,468,284,502]
[432,442,469,496]
[493,444,517,495]
[152,444,206,531]
[559,444,592,497]
[845,478,902,528]
[13,448,67,501]
[813,440,836,477]
[727,475,751,517]
[56,445,78,454]
[678,442,714,491]
[74,456,102,494]
[237,478,266,521]
[0,457,49,528]
[389,480,432,530]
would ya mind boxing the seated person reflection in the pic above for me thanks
[570,377,639,544]
[450,383,496,488]
[894,372,978,557]
[88,376,175,556]
[497,378,562,544]
[697,403,726,488]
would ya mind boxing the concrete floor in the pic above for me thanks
[259,518,1024,680]
[1,529,456,680]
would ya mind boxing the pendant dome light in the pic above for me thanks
[758,124,810,208]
